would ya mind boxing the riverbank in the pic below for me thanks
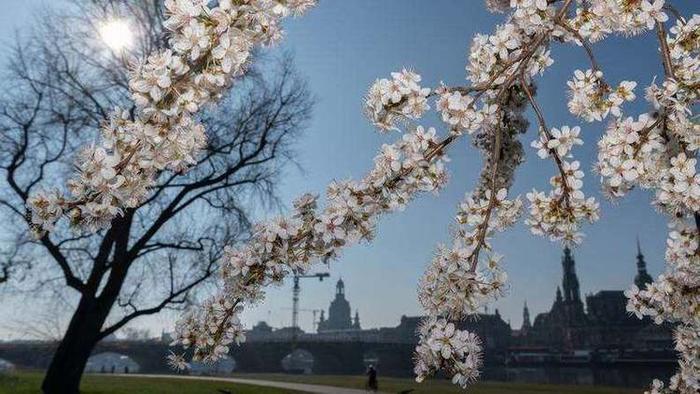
[229,373,642,394]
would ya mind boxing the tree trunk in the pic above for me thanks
[41,294,114,394]
[42,215,133,394]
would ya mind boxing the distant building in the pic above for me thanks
[353,310,361,330]
[527,247,589,348]
[246,277,509,354]
[518,301,531,336]
[317,279,356,332]
[633,237,653,289]
[243,243,671,363]
[85,352,140,374]
[519,243,673,352]
[251,321,273,335]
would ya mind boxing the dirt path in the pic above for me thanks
[114,373,383,394]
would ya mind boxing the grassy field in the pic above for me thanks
[0,372,302,394]
[230,373,642,394]
[0,371,644,393]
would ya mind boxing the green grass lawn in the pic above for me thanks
[0,371,643,393]
[230,373,642,394]
[0,372,302,394]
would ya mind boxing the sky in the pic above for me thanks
[0,0,697,338]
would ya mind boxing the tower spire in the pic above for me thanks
[522,300,531,331]
[636,235,642,257]
[336,277,345,296]
[634,237,653,288]
[561,247,581,302]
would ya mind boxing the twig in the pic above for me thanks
[519,71,573,212]
[655,21,676,80]
[469,112,503,272]
[557,21,601,72]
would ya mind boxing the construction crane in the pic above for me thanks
[282,307,323,331]
[292,273,329,341]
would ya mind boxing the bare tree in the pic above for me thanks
[0,243,30,285]
[0,1,312,393]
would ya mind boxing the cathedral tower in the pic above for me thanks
[562,246,581,302]
[353,310,361,329]
[317,278,353,331]
[634,237,653,289]
[556,247,587,327]
[521,301,531,332]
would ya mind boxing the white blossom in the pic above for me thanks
[364,69,431,131]
[414,317,482,388]
[25,1,698,391]
[28,0,317,235]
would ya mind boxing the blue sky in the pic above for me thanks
[0,0,697,337]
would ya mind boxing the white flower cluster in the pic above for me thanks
[596,105,699,216]
[646,81,700,152]
[626,221,699,394]
[525,189,599,244]
[571,0,668,42]
[172,120,452,362]
[364,69,431,131]
[436,90,478,134]
[510,0,558,32]
[170,295,246,367]
[649,16,700,152]
[567,69,637,122]
[656,153,700,214]
[467,13,554,89]
[596,114,666,197]
[414,318,483,389]
[526,126,599,244]
[579,7,700,392]
[165,1,697,391]
[418,189,520,320]
[668,15,700,83]
[531,125,582,159]
[28,0,316,235]
[436,88,501,135]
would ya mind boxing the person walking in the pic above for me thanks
[366,364,378,392]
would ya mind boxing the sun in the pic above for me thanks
[99,19,134,52]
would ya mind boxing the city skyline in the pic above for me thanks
[239,241,657,333]
[0,0,695,340]
[0,235,658,340]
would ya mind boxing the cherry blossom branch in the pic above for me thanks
[656,20,676,80]
[557,21,602,73]
[468,114,503,272]
[663,4,686,24]
[169,1,698,391]
[654,15,700,243]
[519,72,574,211]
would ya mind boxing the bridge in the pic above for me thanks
[0,340,422,376]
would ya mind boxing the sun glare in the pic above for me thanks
[99,19,133,52]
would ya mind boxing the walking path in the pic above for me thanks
[115,374,382,394]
